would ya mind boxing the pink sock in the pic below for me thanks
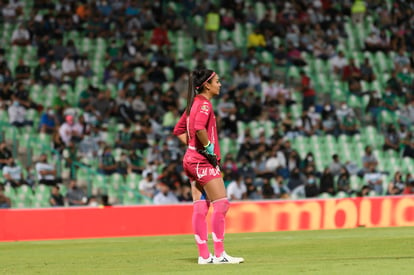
[212,198,230,257]
[192,200,210,259]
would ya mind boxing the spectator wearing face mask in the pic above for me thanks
[304,174,319,198]
[321,102,339,136]
[39,107,58,134]
[8,95,33,129]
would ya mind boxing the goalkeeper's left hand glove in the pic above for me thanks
[204,141,215,155]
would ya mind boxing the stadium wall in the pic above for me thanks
[1,196,413,241]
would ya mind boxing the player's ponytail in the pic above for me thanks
[186,72,196,116]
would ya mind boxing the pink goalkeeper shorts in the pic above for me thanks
[183,150,222,186]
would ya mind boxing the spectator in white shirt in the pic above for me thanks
[62,53,79,80]
[153,182,179,205]
[59,115,84,145]
[139,172,157,198]
[2,158,29,188]
[11,24,30,46]
[364,31,382,52]
[330,51,347,76]
[8,96,33,128]
[227,174,247,201]
[35,153,62,186]
[49,61,63,84]
[363,164,384,195]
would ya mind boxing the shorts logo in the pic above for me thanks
[196,162,221,179]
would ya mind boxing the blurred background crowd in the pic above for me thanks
[1,0,414,209]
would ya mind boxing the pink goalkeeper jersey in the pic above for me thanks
[173,95,221,160]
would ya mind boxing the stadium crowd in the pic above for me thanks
[1,0,414,208]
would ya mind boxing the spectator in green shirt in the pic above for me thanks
[340,112,359,136]
[383,86,398,112]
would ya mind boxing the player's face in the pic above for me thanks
[207,74,221,96]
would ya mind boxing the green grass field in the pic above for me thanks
[0,227,413,275]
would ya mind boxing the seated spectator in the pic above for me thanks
[356,185,371,197]
[150,23,170,49]
[76,53,93,77]
[287,43,307,66]
[14,58,31,84]
[360,58,376,82]
[131,124,149,153]
[0,141,12,169]
[117,152,129,178]
[59,115,83,146]
[386,70,403,97]
[330,51,347,76]
[61,53,79,81]
[397,66,413,96]
[363,164,384,195]
[2,158,29,188]
[91,90,115,124]
[244,176,261,200]
[35,153,62,186]
[217,93,237,136]
[403,174,414,195]
[0,185,11,208]
[118,95,136,127]
[247,28,266,49]
[273,175,290,199]
[287,167,306,191]
[139,172,157,199]
[364,31,383,52]
[98,146,118,176]
[337,167,352,194]
[227,174,247,201]
[360,145,378,176]
[261,177,276,199]
[11,23,30,46]
[34,57,52,85]
[63,141,81,180]
[393,48,410,71]
[115,124,133,150]
[15,82,41,110]
[304,174,319,198]
[342,58,361,82]
[296,109,318,137]
[49,61,63,84]
[382,86,399,112]
[382,124,400,152]
[387,171,405,195]
[127,150,144,174]
[153,181,179,205]
[365,90,383,125]
[319,167,335,195]
[329,154,343,177]
[299,70,316,111]
[321,102,339,136]
[39,107,57,134]
[66,180,88,206]
[340,112,360,136]
[8,96,33,129]
[402,133,414,159]
[274,45,288,67]
[49,185,65,207]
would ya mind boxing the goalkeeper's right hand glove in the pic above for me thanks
[204,141,215,155]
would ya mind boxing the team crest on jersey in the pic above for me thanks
[200,103,209,115]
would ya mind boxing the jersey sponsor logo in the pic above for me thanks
[196,162,221,179]
[200,103,209,115]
